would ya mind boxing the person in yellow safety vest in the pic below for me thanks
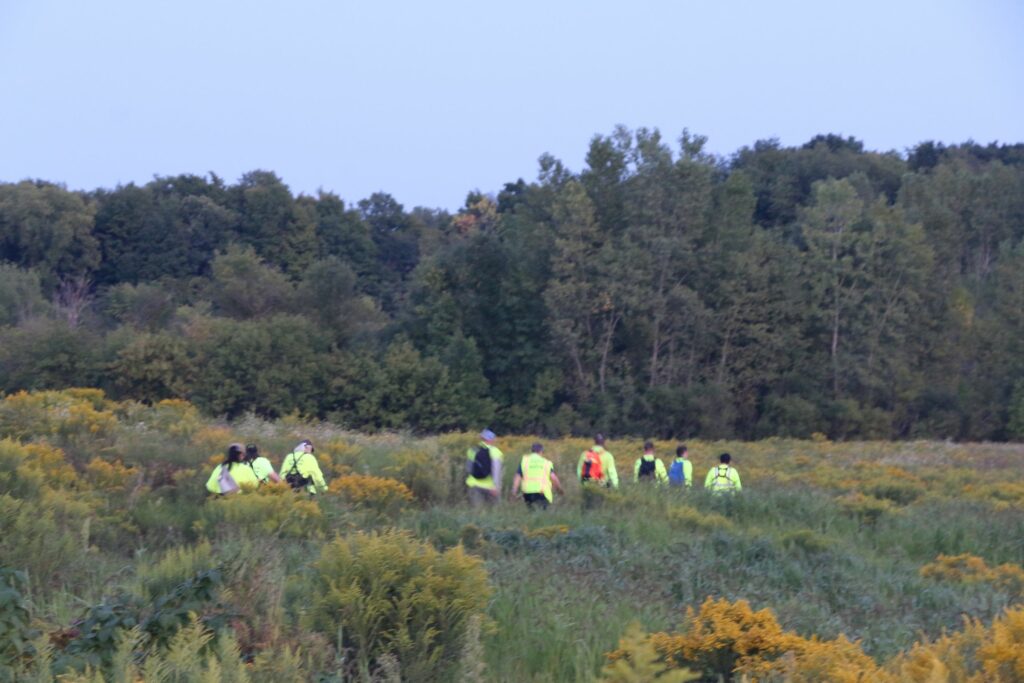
[280,439,328,494]
[206,443,260,494]
[634,441,668,484]
[704,452,742,493]
[667,444,693,487]
[466,429,504,506]
[245,443,280,484]
[511,442,564,509]
[576,433,619,489]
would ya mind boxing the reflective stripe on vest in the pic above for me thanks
[521,455,550,495]
[711,465,736,490]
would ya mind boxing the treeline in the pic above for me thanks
[1,130,1023,439]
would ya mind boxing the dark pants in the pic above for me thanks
[523,493,549,509]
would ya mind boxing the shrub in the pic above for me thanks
[135,541,215,601]
[637,598,885,681]
[305,529,490,682]
[327,474,413,516]
[197,487,324,540]
[920,554,1024,599]
[666,505,733,534]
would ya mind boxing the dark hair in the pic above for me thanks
[594,433,605,446]
[244,444,259,462]
[643,441,654,451]
[224,443,245,467]
[719,452,731,464]
[531,442,544,453]
[676,444,688,457]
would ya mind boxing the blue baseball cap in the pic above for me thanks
[480,429,496,441]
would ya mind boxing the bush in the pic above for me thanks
[327,474,413,516]
[197,487,324,540]
[305,529,490,682]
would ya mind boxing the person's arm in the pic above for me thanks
[732,468,742,491]
[308,456,328,493]
[511,472,522,496]
[633,459,641,482]
[704,468,714,489]
[550,471,564,495]
[205,465,221,494]
[606,454,619,489]
[684,460,693,487]
[490,457,503,497]
[576,453,585,480]
[656,460,668,484]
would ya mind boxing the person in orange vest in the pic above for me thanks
[576,433,619,488]
[511,443,564,509]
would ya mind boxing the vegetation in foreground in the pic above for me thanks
[1,389,1023,681]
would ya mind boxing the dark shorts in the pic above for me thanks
[523,493,549,509]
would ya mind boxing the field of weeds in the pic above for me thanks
[1,389,1022,681]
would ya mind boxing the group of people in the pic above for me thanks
[205,439,327,495]
[466,431,742,508]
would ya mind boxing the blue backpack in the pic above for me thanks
[668,460,686,487]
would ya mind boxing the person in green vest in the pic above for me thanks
[280,439,327,494]
[667,444,693,488]
[704,452,742,493]
[206,443,259,494]
[466,429,503,506]
[511,442,564,509]
[634,441,668,484]
[576,433,619,489]
[245,443,280,484]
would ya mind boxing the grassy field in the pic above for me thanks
[1,389,1022,682]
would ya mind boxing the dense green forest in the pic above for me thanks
[1,130,1023,440]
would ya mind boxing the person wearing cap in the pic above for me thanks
[704,452,742,493]
[205,443,260,494]
[634,441,668,484]
[246,443,280,484]
[280,439,327,494]
[576,433,619,489]
[511,442,563,509]
[465,429,503,506]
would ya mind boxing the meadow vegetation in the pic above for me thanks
[0,389,1022,681]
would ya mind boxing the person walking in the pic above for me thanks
[577,433,619,489]
[206,443,259,494]
[668,444,693,488]
[704,452,742,493]
[634,441,668,484]
[511,443,563,509]
[280,439,327,494]
[245,443,280,484]
[466,429,503,506]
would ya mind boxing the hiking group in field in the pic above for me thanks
[206,430,742,507]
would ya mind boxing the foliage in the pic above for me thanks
[328,473,413,515]
[306,529,490,681]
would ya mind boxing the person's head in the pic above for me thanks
[594,433,606,446]
[244,444,259,462]
[480,429,496,443]
[676,444,688,458]
[225,443,245,465]
[719,452,731,464]
[295,439,313,454]
[643,441,654,454]
[531,442,544,454]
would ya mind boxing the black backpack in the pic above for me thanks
[470,445,492,479]
[285,453,313,490]
[638,458,656,479]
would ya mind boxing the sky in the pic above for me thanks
[1,0,1022,211]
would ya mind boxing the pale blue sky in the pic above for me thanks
[1,0,1021,210]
